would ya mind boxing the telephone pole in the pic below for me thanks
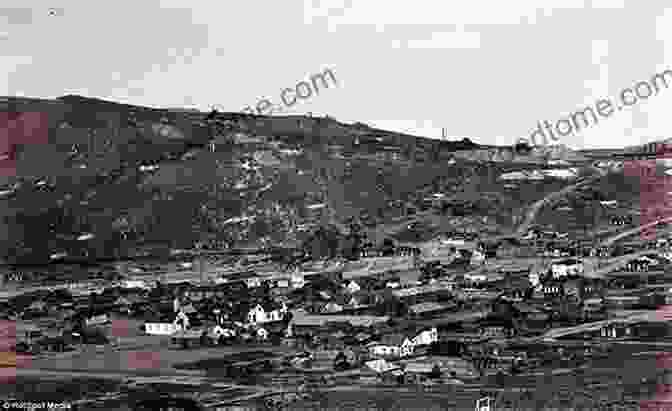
[195,241,205,284]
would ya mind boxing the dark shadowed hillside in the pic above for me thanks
[0,95,590,265]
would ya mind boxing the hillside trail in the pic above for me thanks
[513,164,611,238]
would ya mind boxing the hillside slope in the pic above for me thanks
[0,95,587,264]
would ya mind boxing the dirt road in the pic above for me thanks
[515,171,606,237]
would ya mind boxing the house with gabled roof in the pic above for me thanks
[247,301,288,324]
[410,327,438,346]
[344,280,361,294]
[368,333,415,359]
[368,327,437,359]
[550,258,584,278]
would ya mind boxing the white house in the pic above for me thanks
[550,259,584,279]
[385,280,401,289]
[410,327,438,346]
[365,359,400,374]
[368,335,415,358]
[320,302,344,314]
[242,277,263,288]
[139,164,159,172]
[441,237,467,247]
[121,280,149,290]
[85,314,110,327]
[256,327,269,341]
[369,329,437,359]
[275,278,291,288]
[465,273,487,283]
[174,310,190,330]
[145,322,181,336]
[541,168,578,180]
[209,325,236,340]
[145,310,190,336]
[470,250,486,266]
[290,274,306,289]
[247,302,288,324]
[344,280,362,294]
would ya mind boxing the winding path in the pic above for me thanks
[514,168,608,237]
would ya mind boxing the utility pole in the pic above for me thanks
[195,241,205,284]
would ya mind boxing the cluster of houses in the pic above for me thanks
[7,222,672,387]
[367,327,438,358]
[611,215,634,226]
[0,233,529,379]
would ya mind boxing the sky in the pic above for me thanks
[1,1,672,149]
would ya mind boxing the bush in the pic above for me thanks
[333,351,350,371]
[429,364,442,379]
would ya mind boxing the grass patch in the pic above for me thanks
[174,350,277,370]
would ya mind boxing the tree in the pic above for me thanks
[87,292,97,308]
[333,351,349,371]
[514,141,532,155]
[377,295,407,317]
[200,331,210,347]
[339,235,358,260]
[495,370,507,387]
[303,225,342,260]
[429,364,442,379]
[381,238,395,256]
[205,108,219,121]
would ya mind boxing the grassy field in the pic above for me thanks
[174,350,279,371]
[28,337,294,373]
[9,343,671,409]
